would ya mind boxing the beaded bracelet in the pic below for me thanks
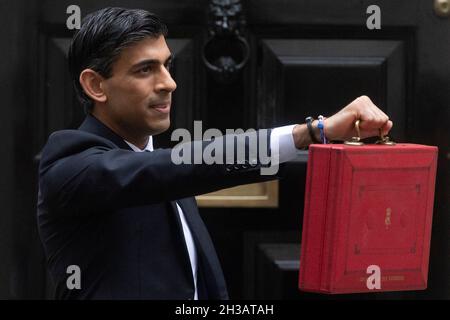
[318,115,328,144]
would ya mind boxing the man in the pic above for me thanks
[37,7,393,300]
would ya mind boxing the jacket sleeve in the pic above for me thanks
[38,129,279,215]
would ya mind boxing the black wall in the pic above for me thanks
[0,0,448,299]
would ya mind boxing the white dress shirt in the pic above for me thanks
[124,124,298,300]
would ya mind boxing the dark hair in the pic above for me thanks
[68,7,168,113]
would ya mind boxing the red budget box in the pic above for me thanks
[298,143,438,294]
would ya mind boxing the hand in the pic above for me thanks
[324,95,393,141]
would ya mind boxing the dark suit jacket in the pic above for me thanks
[37,114,278,299]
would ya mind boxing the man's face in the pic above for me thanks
[101,35,177,137]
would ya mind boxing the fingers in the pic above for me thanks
[380,120,393,136]
[355,96,391,136]
[361,120,393,139]
[329,95,393,141]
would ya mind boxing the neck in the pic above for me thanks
[91,110,149,150]
[125,136,149,150]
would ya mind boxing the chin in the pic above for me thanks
[148,119,170,136]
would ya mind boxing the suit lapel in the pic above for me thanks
[168,201,197,288]
[176,198,228,299]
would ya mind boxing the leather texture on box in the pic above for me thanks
[299,144,438,294]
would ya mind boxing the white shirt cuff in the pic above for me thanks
[270,124,298,165]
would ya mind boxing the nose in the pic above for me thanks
[155,65,177,93]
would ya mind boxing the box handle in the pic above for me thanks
[344,120,396,146]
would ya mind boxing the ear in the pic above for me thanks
[79,69,107,103]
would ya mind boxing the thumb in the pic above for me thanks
[380,120,393,136]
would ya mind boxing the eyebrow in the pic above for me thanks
[131,54,173,70]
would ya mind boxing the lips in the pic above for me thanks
[150,101,171,114]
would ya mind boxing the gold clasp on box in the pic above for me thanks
[376,129,396,145]
[344,120,364,146]
[344,119,396,146]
